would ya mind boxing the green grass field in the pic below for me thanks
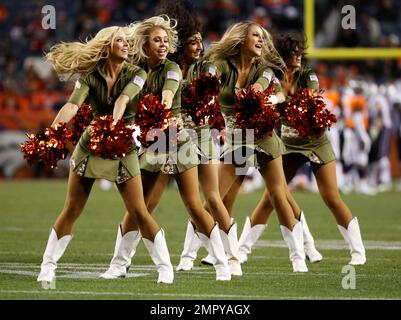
[0,180,400,300]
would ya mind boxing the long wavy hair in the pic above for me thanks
[204,21,286,74]
[47,26,133,79]
[127,15,179,65]
[155,0,202,66]
[273,32,307,64]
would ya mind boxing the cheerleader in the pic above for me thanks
[237,33,366,266]
[37,26,174,284]
[204,22,309,272]
[100,15,231,281]
[141,0,242,275]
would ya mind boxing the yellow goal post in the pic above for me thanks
[304,0,401,59]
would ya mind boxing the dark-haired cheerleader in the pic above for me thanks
[204,23,309,273]
[100,15,231,282]
[236,33,366,266]
[142,0,242,276]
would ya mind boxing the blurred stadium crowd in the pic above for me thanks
[315,0,401,48]
[0,0,400,194]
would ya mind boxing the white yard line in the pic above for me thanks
[1,240,400,253]
[0,289,395,300]
[0,252,182,257]
[0,263,156,269]
[0,262,393,279]
[255,240,401,250]
[0,251,114,256]
[0,270,150,279]
[0,239,399,281]
[0,268,335,277]
[0,227,113,233]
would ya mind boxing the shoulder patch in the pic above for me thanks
[75,81,81,89]
[262,71,272,82]
[167,70,180,81]
[133,75,145,89]
[273,76,280,84]
[309,74,319,82]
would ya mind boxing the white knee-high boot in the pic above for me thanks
[37,228,73,282]
[299,211,323,263]
[201,253,216,266]
[219,222,242,276]
[142,229,174,284]
[197,224,231,281]
[100,225,142,279]
[337,217,366,265]
[200,218,236,266]
[280,222,308,272]
[176,220,202,271]
[238,217,267,263]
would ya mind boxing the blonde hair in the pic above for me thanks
[46,26,134,79]
[127,15,179,65]
[204,21,286,74]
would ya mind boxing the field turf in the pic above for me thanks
[0,180,400,300]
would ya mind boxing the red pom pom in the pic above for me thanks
[134,94,173,147]
[88,116,134,159]
[70,103,93,145]
[182,73,221,126]
[285,89,337,138]
[20,123,71,169]
[233,87,280,141]
[208,110,225,132]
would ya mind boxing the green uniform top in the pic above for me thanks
[280,66,335,164]
[271,75,283,94]
[280,65,320,125]
[181,60,219,132]
[68,64,146,152]
[68,64,147,123]
[209,58,276,116]
[140,58,182,115]
[293,66,320,92]
[185,60,217,85]
[185,59,281,109]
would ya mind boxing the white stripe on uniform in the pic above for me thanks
[166,70,180,81]
[133,76,145,88]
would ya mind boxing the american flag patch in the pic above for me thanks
[75,81,81,89]
[208,67,216,76]
[309,74,319,82]
[133,75,145,88]
[167,70,180,81]
[262,71,272,82]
